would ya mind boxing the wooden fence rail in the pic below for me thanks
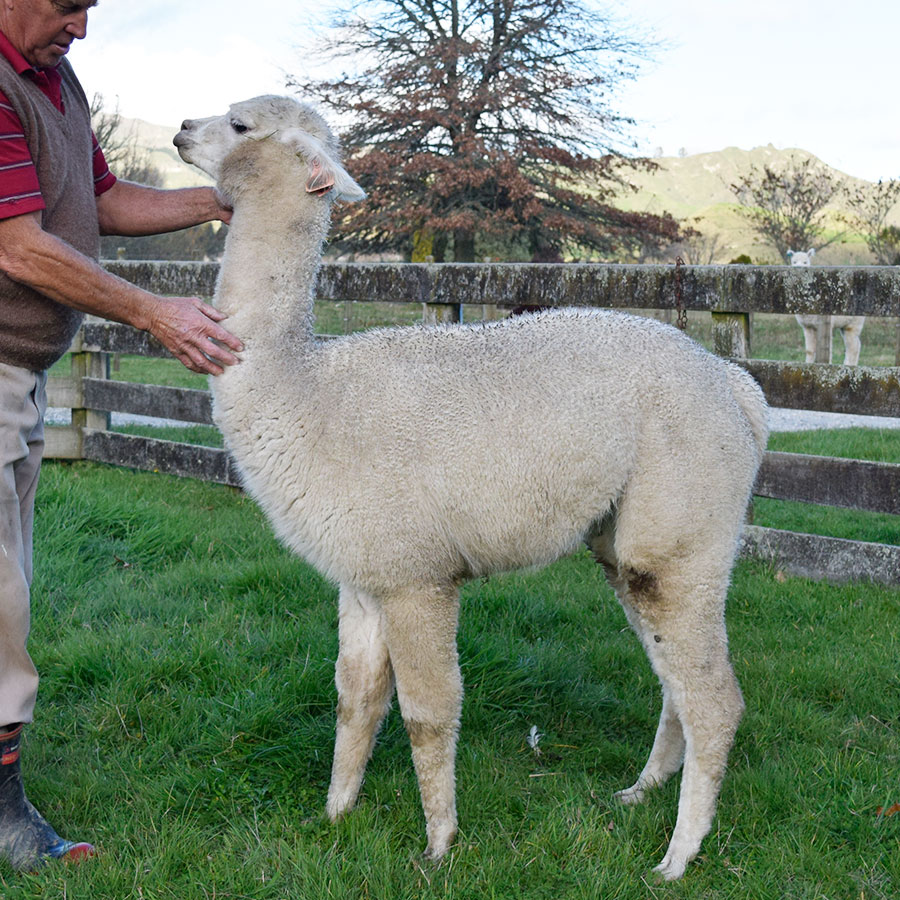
[46,261,900,585]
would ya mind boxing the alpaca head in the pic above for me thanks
[787,248,815,267]
[174,95,365,204]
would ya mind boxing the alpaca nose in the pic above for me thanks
[180,119,194,131]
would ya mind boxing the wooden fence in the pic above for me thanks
[46,261,900,585]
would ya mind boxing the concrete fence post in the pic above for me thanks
[711,311,751,358]
[814,315,833,364]
[422,302,462,325]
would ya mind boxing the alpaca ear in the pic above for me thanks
[280,128,366,203]
[306,157,335,195]
[308,154,366,203]
[808,248,816,257]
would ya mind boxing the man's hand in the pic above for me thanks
[145,296,242,375]
[0,212,243,374]
[213,189,233,226]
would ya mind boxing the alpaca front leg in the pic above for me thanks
[326,585,394,822]
[384,587,462,860]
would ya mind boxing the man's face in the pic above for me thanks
[1,0,97,68]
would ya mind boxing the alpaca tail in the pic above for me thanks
[725,362,770,463]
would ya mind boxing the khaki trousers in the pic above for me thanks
[0,363,46,727]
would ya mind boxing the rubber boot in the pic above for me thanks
[0,725,94,870]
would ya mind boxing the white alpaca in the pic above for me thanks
[175,96,769,881]
[788,248,865,364]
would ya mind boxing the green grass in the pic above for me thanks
[113,422,225,448]
[767,427,900,464]
[752,428,900,545]
[4,459,898,898]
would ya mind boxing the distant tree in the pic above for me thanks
[99,224,227,263]
[290,0,683,261]
[91,94,226,261]
[90,93,163,186]
[843,178,900,265]
[730,156,846,262]
[663,218,724,265]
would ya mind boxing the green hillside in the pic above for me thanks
[611,144,890,265]
[119,116,214,190]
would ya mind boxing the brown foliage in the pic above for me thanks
[290,0,682,261]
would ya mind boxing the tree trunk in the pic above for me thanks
[453,229,475,262]
[432,232,449,263]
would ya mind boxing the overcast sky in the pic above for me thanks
[71,0,898,182]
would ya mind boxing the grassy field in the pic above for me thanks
[754,427,900,546]
[3,441,898,898]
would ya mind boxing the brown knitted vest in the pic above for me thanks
[0,57,100,371]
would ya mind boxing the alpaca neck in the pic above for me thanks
[214,186,331,347]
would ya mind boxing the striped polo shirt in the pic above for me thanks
[0,29,115,220]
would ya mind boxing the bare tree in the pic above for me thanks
[666,219,725,265]
[290,0,683,262]
[91,94,223,260]
[843,178,900,265]
[730,156,846,262]
[90,93,163,186]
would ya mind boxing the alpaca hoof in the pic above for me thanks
[325,793,355,823]
[614,783,646,806]
[652,854,687,881]
[423,822,456,861]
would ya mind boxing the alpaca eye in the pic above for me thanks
[231,121,249,134]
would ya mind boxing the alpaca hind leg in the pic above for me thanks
[383,586,462,860]
[326,584,395,821]
[633,569,744,881]
[800,322,817,363]
[588,530,685,805]
[615,685,684,806]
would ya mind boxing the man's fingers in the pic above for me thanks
[207,324,244,353]
[191,300,244,351]
[177,345,225,376]
[203,337,241,369]
[150,297,243,372]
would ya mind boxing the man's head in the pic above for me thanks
[0,0,97,69]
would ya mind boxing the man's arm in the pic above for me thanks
[0,211,242,375]
[96,180,232,236]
